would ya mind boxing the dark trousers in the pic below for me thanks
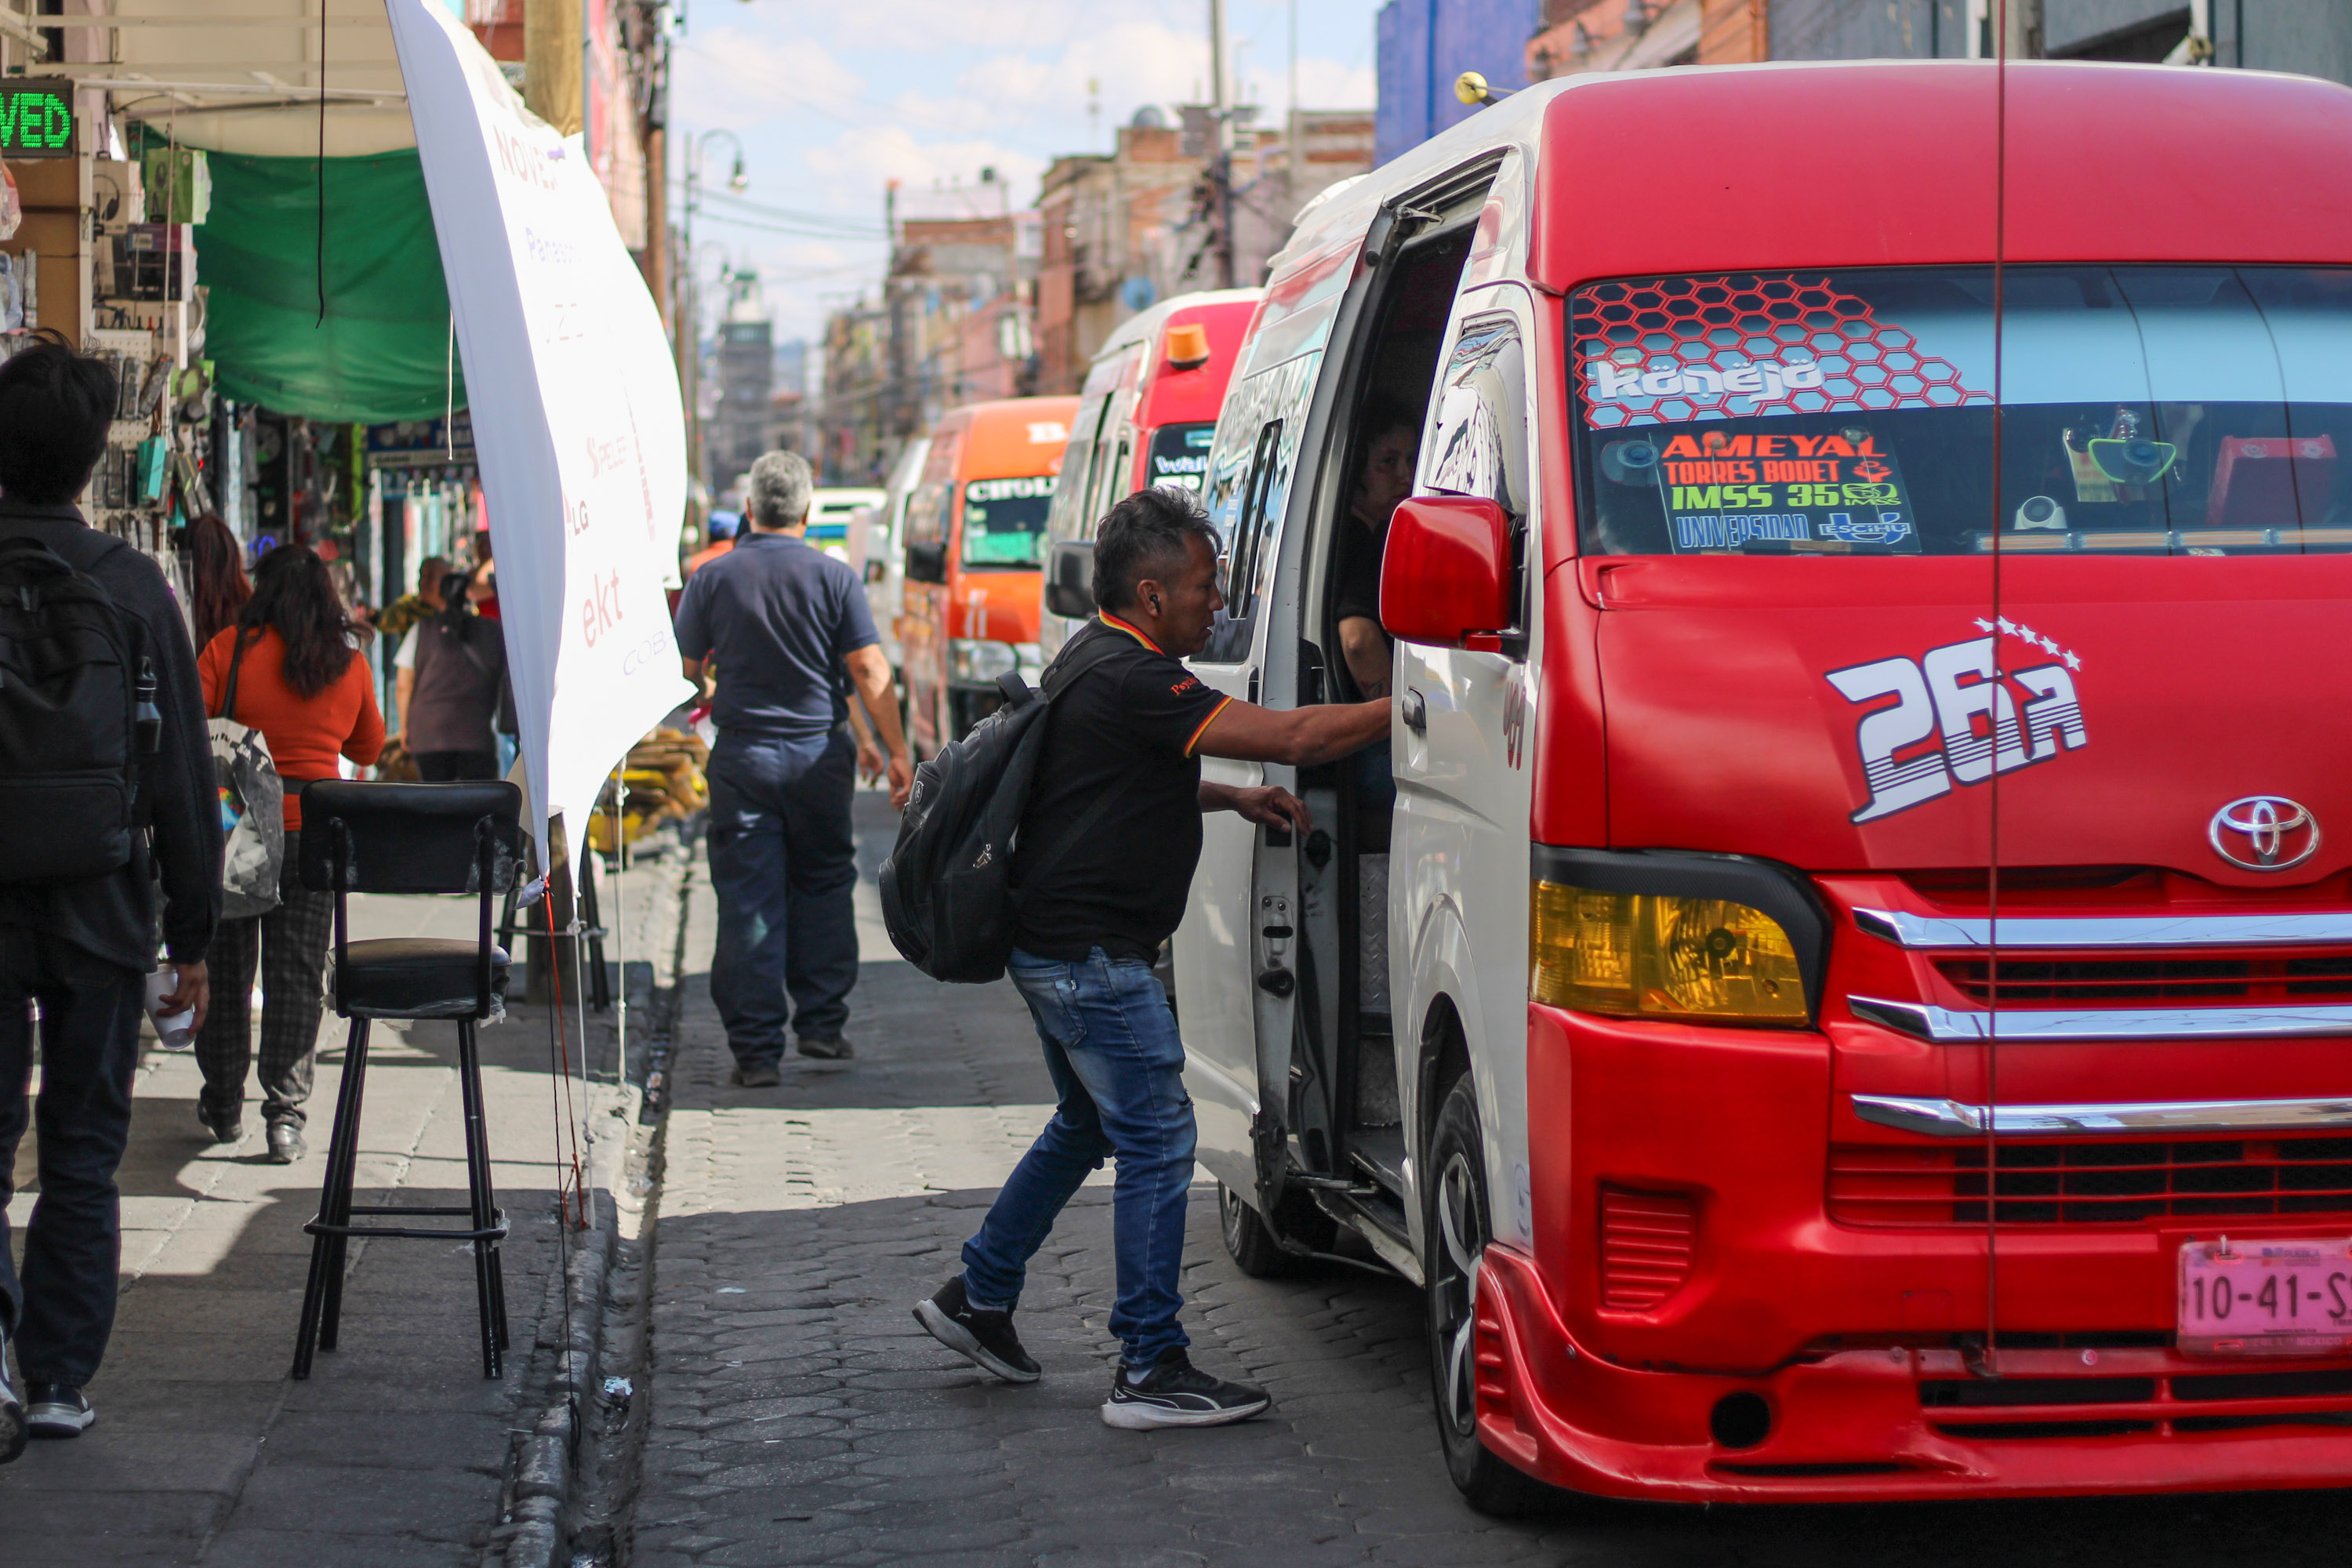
[194,829,332,1130]
[706,728,858,1064]
[416,750,499,782]
[0,928,144,1386]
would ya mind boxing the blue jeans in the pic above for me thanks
[961,947,1197,1370]
[706,727,859,1065]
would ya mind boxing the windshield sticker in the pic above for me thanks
[1826,623,2088,824]
[1574,275,1991,429]
[1606,427,1919,552]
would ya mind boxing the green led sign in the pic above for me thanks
[0,82,75,158]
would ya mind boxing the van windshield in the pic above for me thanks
[1570,266,2352,557]
[961,476,1055,568]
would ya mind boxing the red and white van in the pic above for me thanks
[1039,289,1260,658]
[1179,60,2352,1508]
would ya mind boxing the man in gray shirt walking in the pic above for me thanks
[673,452,911,1084]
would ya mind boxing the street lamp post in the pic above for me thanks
[678,129,749,490]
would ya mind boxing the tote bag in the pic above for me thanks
[209,630,285,919]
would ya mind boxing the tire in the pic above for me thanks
[1425,1074,1558,1518]
[1219,1181,1292,1278]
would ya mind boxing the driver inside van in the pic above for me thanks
[1332,399,1419,702]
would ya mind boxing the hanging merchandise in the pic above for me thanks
[137,437,169,502]
[140,144,210,225]
[10,250,35,329]
[0,162,20,242]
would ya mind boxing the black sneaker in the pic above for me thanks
[913,1276,1040,1384]
[197,1106,241,1145]
[728,1063,782,1088]
[0,1329,24,1465]
[265,1123,306,1164]
[24,1384,92,1439]
[1102,1348,1269,1429]
[797,1036,853,1061]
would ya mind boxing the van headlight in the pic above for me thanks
[950,638,1018,684]
[1527,850,1824,1025]
[1530,883,1806,1022]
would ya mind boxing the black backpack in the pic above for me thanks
[879,630,1126,983]
[0,528,144,884]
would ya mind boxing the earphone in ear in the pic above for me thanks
[1150,594,1162,612]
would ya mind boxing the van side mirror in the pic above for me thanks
[1379,496,1512,648]
[1044,539,1095,619]
[905,539,947,585]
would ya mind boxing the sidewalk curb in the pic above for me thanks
[492,845,690,1568]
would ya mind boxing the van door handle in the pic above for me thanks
[1401,688,1426,733]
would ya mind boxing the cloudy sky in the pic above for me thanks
[669,0,1382,350]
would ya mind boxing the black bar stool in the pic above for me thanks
[290,780,524,1381]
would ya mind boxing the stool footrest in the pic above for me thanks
[350,1203,474,1217]
[305,1209,508,1245]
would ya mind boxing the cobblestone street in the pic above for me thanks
[620,797,2352,1568]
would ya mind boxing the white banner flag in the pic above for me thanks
[384,0,691,855]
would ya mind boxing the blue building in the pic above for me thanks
[1374,0,1542,166]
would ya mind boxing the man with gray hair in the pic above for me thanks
[674,451,912,1083]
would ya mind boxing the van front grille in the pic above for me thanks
[1935,953,2352,1006]
[1831,1136,2352,1226]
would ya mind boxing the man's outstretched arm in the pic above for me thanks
[1193,695,1389,768]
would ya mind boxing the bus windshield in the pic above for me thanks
[1571,266,2352,557]
[961,476,1055,568]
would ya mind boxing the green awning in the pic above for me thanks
[192,145,467,423]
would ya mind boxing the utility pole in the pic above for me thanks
[885,180,913,451]
[523,0,583,133]
[644,34,670,338]
[1287,0,1300,184]
[2001,0,2043,58]
[521,0,585,1005]
[1208,0,1236,289]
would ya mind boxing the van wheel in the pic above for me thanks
[1426,1076,1555,1518]
[1219,1181,1291,1278]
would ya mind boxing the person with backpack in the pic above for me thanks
[673,451,912,1083]
[0,332,222,1460]
[392,564,506,781]
[910,487,1387,1428]
[193,546,384,1165]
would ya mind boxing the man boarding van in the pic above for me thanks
[898,396,1075,753]
[1040,289,1260,659]
[1179,60,2352,1510]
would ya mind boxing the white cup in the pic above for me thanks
[145,967,196,1051]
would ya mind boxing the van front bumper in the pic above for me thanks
[1475,1243,2352,1501]
[1488,1003,2352,1501]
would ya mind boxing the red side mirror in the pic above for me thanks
[1378,495,1512,648]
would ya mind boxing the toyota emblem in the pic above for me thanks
[2209,797,2321,872]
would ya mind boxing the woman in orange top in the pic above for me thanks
[193,546,386,1164]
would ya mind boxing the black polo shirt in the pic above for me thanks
[1011,615,1234,963]
[672,531,877,739]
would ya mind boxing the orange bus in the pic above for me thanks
[898,395,1079,754]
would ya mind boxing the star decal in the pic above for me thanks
[1969,617,2085,673]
